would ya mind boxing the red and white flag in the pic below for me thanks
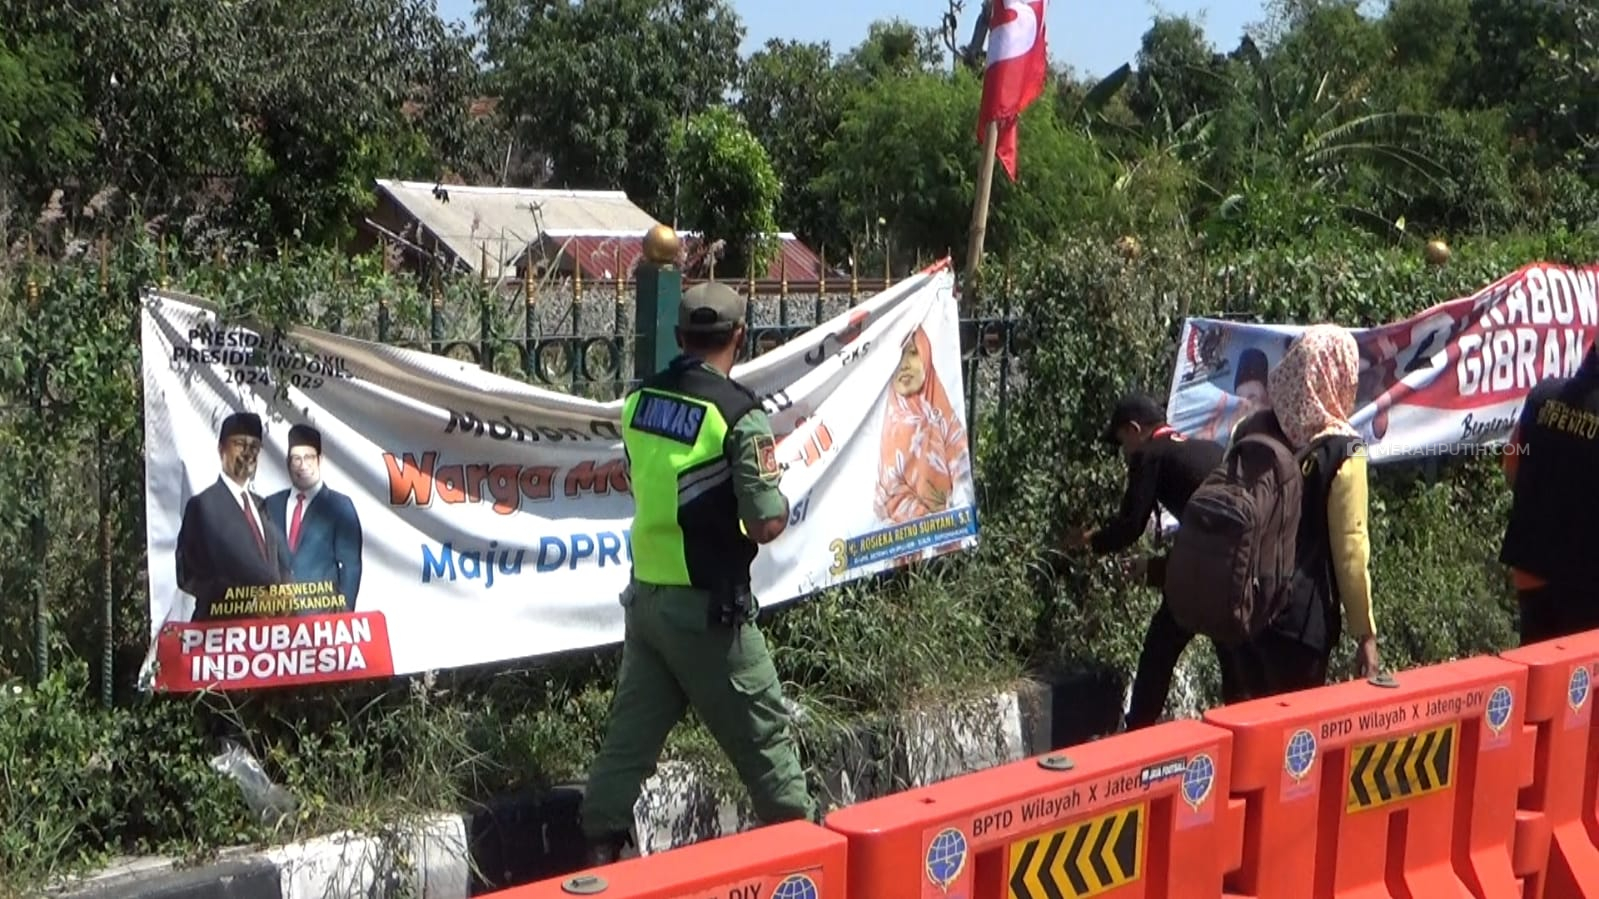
[977,0,1049,181]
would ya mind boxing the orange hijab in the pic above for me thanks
[876,327,966,522]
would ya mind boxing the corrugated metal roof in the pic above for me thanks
[532,230,823,282]
[374,179,661,279]
[374,177,825,283]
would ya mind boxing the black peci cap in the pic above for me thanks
[1101,393,1166,443]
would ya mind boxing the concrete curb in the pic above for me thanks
[54,857,281,899]
[51,814,471,899]
[51,673,1124,897]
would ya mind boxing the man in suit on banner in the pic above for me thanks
[265,424,364,612]
[175,412,294,620]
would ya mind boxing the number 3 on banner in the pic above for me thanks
[828,539,846,576]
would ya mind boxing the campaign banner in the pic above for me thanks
[140,264,978,692]
[1167,262,1599,462]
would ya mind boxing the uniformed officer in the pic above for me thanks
[1500,341,1599,645]
[579,281,816,865]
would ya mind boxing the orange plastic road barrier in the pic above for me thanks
[823,719,1239,899]
[1501,630,1599,899]
[1203,656,1531,899]
[497,820,845,899]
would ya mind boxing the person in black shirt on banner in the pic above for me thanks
[1062,394,1229,731]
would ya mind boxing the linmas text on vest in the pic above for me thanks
[421,533,633,587]
[1457,267,1599,398]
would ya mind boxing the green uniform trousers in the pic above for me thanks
[580,582,817,838]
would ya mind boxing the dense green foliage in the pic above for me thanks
[1,0,1597,891]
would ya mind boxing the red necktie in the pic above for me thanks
[289,493,307,552]
[240,491,267,560]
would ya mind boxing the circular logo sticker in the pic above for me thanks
[1486,685,1514,734]
[1183,753,1216,810]
[925,827,967,893]
[1571,667,1591,712]
[773,873,818,899]
[1285,728,1317,782]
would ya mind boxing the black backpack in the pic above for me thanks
[1164,426,1308,647]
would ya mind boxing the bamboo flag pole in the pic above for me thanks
[965,119,1001,280]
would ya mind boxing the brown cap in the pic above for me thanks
[679,282,746,334]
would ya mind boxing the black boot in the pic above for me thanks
[582,830,630,868]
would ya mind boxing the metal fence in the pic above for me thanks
[373,271,1023,459]
[0,250,1027,698]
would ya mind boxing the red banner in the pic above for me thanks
[155,611,396,691]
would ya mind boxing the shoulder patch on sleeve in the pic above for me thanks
[1350,441,1367,458]
[754,433,779,478]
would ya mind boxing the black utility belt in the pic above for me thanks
[701,581,757,628]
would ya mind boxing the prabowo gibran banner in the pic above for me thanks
[139,264,978,692]
[1167,263,1599,462]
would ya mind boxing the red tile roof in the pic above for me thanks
[538,233,823,282]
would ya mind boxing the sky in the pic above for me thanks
[434,0,1272,80]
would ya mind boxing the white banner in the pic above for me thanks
[1167,263,1599,462]
[140,266,978,692]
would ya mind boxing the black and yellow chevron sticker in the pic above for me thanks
[1006,804,1144,899]
[1346,721,1458,813]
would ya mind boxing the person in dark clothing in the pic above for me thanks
[1499,341,1599,645]
[1063,394,1229,730]
[1227,326,1380,701]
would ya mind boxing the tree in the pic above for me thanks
[835,19,948,83]
[814,69,1114,270]
[0,34,94,200]
[479,0,745,215]
[1126,17,1232,135]
[736,39,848,251]
[668,108,781,277]
[5,0,484,245]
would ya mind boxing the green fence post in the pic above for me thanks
[633,225,682,379]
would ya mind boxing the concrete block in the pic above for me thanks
[266,813,469,899]
[51,858,281,899]
[901,689,1025,787]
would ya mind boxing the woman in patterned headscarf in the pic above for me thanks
[1227,324,1381,701]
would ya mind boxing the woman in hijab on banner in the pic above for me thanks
[1229,324,1382,698]
[873,326,974,557]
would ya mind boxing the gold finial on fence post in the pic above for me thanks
[884,246,891,284]
[99,234,110,298]
[849,245,859,303]
[159,235,169,290]
[747,248,757,297]
[818,247,828,297]
[573,253,584,301]
[779,247,788,299]
[614,242,625,355]
[430,236,443,309]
